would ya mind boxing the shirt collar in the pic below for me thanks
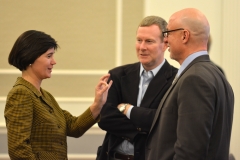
[177,51,208,77]
[139,59,166,77]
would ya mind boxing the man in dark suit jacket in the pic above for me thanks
[145,8,234,160]
[97,16,178,160]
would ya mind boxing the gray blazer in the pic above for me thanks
[145,55,234,160]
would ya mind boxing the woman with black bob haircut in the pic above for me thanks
[8,30,59,71]
[5,30,112,159]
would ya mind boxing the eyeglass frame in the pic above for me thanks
[162,28,184,37]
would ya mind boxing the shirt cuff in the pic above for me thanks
[126,105,134,119]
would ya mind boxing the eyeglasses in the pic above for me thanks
[162,28,184,37]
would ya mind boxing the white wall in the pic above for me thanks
[144,0,240,159]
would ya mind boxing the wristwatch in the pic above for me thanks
[119,104,128,113]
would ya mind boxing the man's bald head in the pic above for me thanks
[170,8,210,44]
[166,8,210,64]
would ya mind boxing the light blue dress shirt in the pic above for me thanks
[114,59,165,155]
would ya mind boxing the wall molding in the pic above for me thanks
[0,124,7,134]
[0,96,106,135]
[0,123,105,135]
[0,154,10,160]
[0,69,108,75]
[0,96,94,102]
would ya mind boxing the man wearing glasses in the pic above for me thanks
[145,8,234,160]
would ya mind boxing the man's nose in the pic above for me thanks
[140,42,147,50]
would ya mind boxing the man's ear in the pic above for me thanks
[182,30,189,42]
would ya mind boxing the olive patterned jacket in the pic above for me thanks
[5,77,98,160]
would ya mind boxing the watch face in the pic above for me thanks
[119,104,127,113]
[120,106,125,112]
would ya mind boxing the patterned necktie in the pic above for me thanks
[141,70,153,100]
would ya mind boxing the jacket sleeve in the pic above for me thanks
[130,107,157,132]
[4,87,37,160]
[174,74,216,159]
[63,108,98,138]
[42,89,99,138]
[98,70,139,142]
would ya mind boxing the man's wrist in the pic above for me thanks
[118,103,133,116]
[123,104,134,115]
[118,103,128,113]
[125,104,134,118]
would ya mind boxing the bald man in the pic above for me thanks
[145,8,234,160]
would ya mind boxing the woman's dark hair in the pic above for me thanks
[8,30,59,71]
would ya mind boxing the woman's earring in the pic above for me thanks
[29,64,32,66]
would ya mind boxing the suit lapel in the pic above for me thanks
[149,81,176,133]
[140,75,166,107]
[140,61,171,107]
[121,60,173,107]
[40,89,54,110]
[149,55,211,133]
[121,64,140,105]
[122,60,174,108]
[15,77,54,110]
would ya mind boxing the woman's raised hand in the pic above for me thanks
[90,74,113,119]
